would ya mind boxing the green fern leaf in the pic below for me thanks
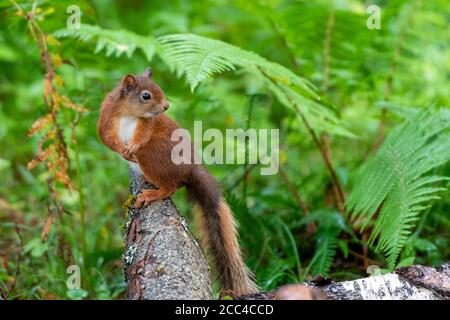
[53,25,157,61]
[53,28,353,137]
[347,110,450,269]
[159,33,354,138]
[304,210,343,276]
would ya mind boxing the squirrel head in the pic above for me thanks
[119,67,169,118]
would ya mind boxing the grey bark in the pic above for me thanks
[123,168,213,300]
[321,263,450,300]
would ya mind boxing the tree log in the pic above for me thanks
[320,264,449,300]
[238,264,450,300]
[123,168,213,300]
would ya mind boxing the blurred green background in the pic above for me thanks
[0,0,448,299]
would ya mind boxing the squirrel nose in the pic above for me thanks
[163,102,170,111]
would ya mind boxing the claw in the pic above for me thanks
[134,190,160,208]
[121,144,138,162]
[134,188,176,208]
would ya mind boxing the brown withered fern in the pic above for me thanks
[10,0,86,244]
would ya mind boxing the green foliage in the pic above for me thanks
[159,33,353,137]
[309,221,339,277]
[298,209,353,276]
[0,0,448,300]
[55,27,353,137]
[54,25,158,61]
[347,110,450,269]
[309,212,342,276]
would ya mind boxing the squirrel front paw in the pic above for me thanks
[121,144,139,162]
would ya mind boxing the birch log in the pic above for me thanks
[238,263,449,300]
[321,263,449,300]
[123,168,213,300]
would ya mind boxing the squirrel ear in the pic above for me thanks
[122,74,137,93]
[143,67,153,78]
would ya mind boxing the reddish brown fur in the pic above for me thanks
[97,68,258,294]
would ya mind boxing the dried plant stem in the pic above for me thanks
[257,66,346,213]
[279,166,316,233]
[9,0,85,274]
[296,110,345,213]
[319,12,346,212]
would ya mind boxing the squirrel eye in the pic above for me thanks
[141,90,152,101]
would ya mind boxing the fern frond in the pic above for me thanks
[159,34,238,90]
[304,210,343,276]
[54,27,351,136]
[159,34,314,92]
[347,110,450,269]
[54,25,157,61]
[159,33,353,137]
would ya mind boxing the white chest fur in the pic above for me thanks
[118,116,138,145]
[118,116,143,174]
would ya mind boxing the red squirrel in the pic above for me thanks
[97,67,258,294]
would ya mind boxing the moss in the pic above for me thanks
[156,264,165,274]
[122,194,137,210]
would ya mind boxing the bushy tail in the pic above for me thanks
[186,166,258,294]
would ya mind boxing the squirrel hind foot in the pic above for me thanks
[134,187,176,208]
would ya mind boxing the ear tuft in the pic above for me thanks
[143,67,153,78]
[122,74,137,93]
